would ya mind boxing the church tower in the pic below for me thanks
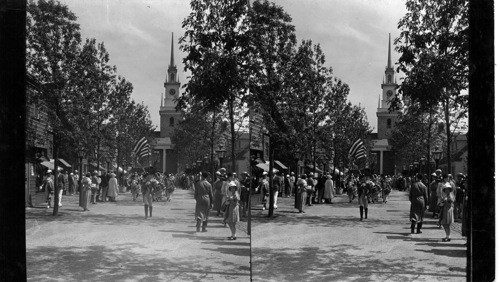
[376,33,399,139]
[160,32,181,138]
[154,32,181,174]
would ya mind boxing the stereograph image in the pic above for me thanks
[23,0,474,281]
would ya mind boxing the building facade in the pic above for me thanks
[370,34,399,175]
[153,33,181,174]
[25,76,54,207]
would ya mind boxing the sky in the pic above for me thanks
[60,0,407,132]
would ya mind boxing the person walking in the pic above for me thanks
[316,174,325,204]
[107,172,119,202]
[141,168,156,219]
[100,171,109,202]
[323,174,335,204]
[90,171,99,204]
[428,173,439,218]
[80,172,92,211]
[194,172,213,232]
[68,172,76,195]
[226,182,240,240]
[130,173,140,201]
[56,169,65,207]
[43,171,54,209]
[439,183,455,241]
[63,171,69,196]
[260,172,269,210]
[271,172,282,209]
[213,172,224,216]
[289,172,296,197]
[358,175,370,221]
[240,172,250,218]
[454,173,465,219]
[409,174,428,234]
[295,174,308,213]
[306,173,315,206]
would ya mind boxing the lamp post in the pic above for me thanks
[413,161,419,176]
[215,144,227,171]
[432,146,443,172]
[203,155,209,173]
[77,148,85,207]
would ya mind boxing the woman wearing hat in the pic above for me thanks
[323,174,334,204]
[213,171,224,216]
[439,183,455,241]
[409,174,428,234]
[226,181,240,240]
[80,172,92,211]
[428,173,439,218]
[295,174,308,213]
[107,172,118,202]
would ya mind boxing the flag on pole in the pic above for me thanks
[348,138,366,160]
[132,137,150,159]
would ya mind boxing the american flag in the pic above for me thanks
[132,137,150,159]
[348,138,366,160]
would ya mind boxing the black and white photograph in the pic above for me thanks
[0,0,494,281]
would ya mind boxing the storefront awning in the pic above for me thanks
[274,160,288,170]
[256,162,279,173]
[40,161,53,170]
[57,158,72,168]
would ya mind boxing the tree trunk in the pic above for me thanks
[52,135,60,216]
[427,107,433,196]
[444,95,452,174]
[211,110,216,183]
[268,142,275,217]
[228,96,236,172]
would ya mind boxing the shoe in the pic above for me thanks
[442,238,451,242]
[202,229,207,232]
[416,231,422,234]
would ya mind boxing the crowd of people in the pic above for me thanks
[194,168,251,240]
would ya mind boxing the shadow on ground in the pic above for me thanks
[251,245,465,282]
[27,243,249,281]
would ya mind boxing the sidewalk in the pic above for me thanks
[251,190,466,282]
[26,188,250,281]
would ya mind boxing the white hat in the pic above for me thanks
[47,170,52,174]
[263,172,268,175]
[443,183,452,190]
[228,181,238,189]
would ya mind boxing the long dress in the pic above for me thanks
[409,181,428,223]
[225,192,240,224]
[358,182,369,208]
[295,179,307,211]
[429,181,439,212]
[323,179,335,200]
[440,194,455,225]
[213,179,224,211]
[80,177,91,209]
[107,177,119,199]
[195,180,213,221]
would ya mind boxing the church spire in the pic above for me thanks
[387,33,392,69]
[170,32,175,68]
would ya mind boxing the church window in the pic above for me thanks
[170,73,175,82]
[387,119,392,129]
[169,117,174,127]
[387,75,392,83]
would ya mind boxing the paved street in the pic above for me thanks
[26,188,250,281]
[251,190,466,282]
